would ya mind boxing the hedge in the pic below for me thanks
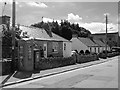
[35,56,76,70]
[107,52,120,58]
[76,54,99,64]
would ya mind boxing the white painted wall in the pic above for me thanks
[71,37,88,53]
[96,47,99,53]
[63,41,72,57]
[107,46,110,51]
[99,47,102,53]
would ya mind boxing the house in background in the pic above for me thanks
[78,37,99,53]
[71,34,99,53]
[92,32,120,48]
[92,39,110,53]
[18,25,71,71]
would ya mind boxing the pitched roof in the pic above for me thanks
[92,39,106,47]
[20,25,69,42]
[78,37,98,47]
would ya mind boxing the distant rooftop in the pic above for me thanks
[92,39,106,47]
[78,37,98,47]
[92,32,118,35]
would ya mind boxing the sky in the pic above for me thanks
[0,0,119,34]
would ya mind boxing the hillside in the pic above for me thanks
[31,20,92,40]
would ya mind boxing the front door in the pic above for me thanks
[34,50,40,70]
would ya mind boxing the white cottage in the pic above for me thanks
[71,36,99,53]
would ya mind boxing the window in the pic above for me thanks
[98,47,100,53]
[36,52,39,62]
[19,46,23,54]
[64,43,66,50]
[52,42,58,52]
[90,47,92,52]
[95,47,96,53]
[19,46,24,65]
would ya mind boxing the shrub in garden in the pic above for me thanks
[77,52,99,64]
[85,50,90,55]
[92,53,99,60]
[79,50,84,55]
[98,52,107,59]
[37,56,75,70]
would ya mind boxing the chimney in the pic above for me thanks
[72,34,78,38]
[0,15,10,27]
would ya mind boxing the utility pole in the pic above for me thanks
[11,0,16,72]
[105,14,108,58]
[2,2,7,16]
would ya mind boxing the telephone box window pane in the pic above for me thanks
[36,52,39,62]
[28,46,32,60]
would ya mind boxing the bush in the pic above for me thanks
[77,54,99,64]
[85,50,90,55]
[36,56,75,70]
[79,50,84,55]
[98,53,107,59]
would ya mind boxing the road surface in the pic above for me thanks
[4,56,119,88]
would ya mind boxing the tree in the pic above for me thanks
[31,19,92,40]
[60,25,72,40]
[2,25,21,58]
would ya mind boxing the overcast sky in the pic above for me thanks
[0,0,119,34]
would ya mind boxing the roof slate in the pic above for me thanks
[93,39,106,47]
[20,25,69,42]
[78,37,98,47]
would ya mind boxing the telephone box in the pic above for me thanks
[18,39,40,71]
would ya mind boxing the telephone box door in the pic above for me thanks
[34,50,40,70]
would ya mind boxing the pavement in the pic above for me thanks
[0,56,117,88]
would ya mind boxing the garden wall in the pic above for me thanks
[0,60,12,76]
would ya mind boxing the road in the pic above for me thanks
[4,56,119,88]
